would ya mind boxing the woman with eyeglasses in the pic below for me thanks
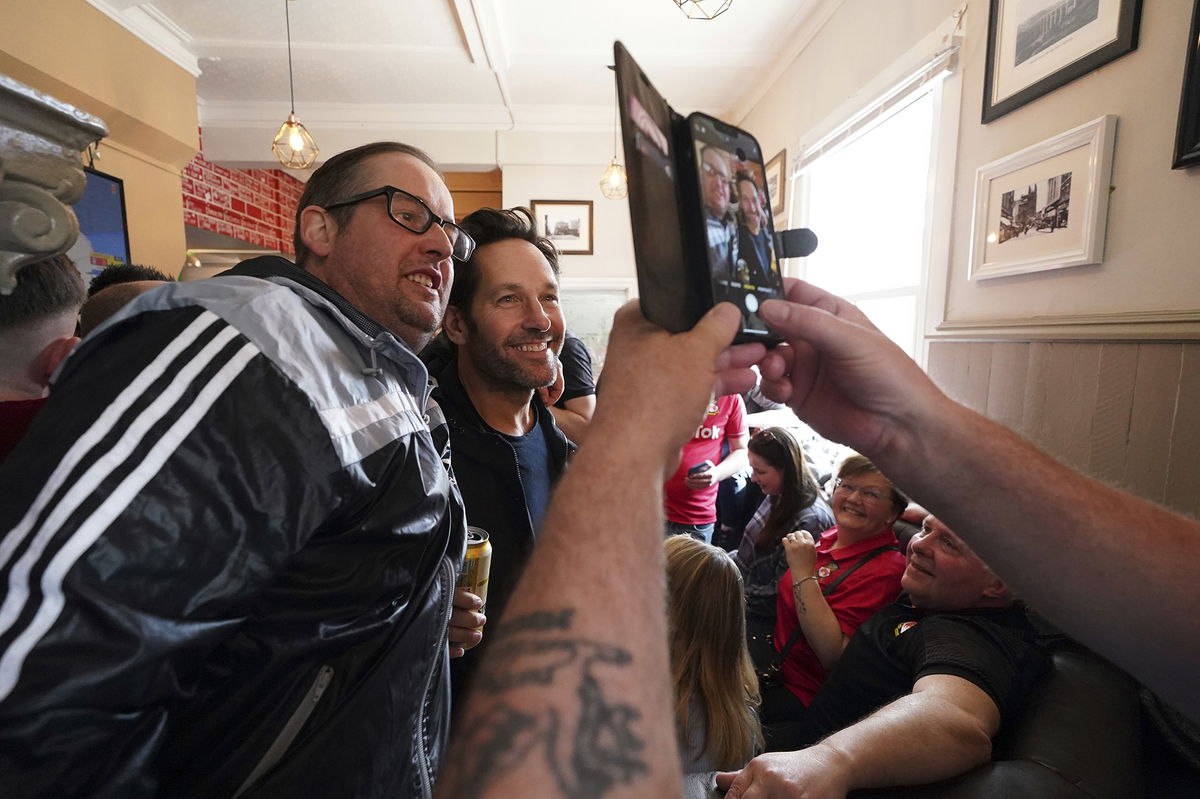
[761,454,908,748]
[732,428,834,669]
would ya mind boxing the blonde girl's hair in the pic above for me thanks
[664,535,764,769]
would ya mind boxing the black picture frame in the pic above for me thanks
[1173,0,1200,169]
[983,0,1143,124]
[530,199,593,255]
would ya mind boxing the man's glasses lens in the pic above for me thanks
[385,189,475,261]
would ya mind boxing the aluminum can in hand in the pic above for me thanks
[458,527,492,609]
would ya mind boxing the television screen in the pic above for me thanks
[67,167,132,280]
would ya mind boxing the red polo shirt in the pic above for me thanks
[774,525,905,705]
[663,394,747,525]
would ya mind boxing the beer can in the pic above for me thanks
[457,526,492,608]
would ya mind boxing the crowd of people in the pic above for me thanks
[1,138,1199,799]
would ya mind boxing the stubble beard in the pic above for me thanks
[389,297,445,351]
[465,331,561,391]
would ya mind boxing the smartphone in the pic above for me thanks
[686,112,785,339]
[614,41,783,344]
[687,460,714,477]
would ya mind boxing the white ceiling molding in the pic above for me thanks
[199,100,611,131]
[84,0,823,166]
[466,0,515,130]
[85,0,200,77]
[191,40,470,58]
[449,0,489,67]
[727,0,847,124]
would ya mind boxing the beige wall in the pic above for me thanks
[738,0,1200,515]
[942,1,1200,328]
[502,162,636,282]
[739,0,961,166]
[740,0,1200,330]
[928,338,1200,520]
[0,0,198,274]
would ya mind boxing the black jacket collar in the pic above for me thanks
[434,356,574,461]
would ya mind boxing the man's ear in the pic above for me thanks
[298,206,337,258]
[442,304,469,346]
[38,335,79,386]
[982,575,1010,602]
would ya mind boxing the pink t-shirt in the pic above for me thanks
[663,394,747,525]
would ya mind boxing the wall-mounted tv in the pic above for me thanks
[67,166,132,280]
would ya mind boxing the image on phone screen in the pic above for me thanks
[690,118,784,337]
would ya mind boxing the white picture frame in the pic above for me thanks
[968,115,1116,281]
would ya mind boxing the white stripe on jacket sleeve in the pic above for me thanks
[0,313,260,701]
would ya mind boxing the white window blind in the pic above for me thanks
[795,42,960,175]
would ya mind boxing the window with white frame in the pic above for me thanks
[790,22,962,364]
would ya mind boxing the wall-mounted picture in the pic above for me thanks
[969,115,1116,280]
[1173,0,1200,169]
[531,199,594,255]
[764,149,786,217]
[982,0,1142,123]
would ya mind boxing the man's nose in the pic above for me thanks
[524,303,552,332]
[421,221,454,260]
[910,532,932,555]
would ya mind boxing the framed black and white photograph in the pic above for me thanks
[1173,0,1200,169]
[982,0,1142,123]
[530,199,593,255]
[969,115,1116,280]
[764,149,786,217]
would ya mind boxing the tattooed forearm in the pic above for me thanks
[438,609,648,799]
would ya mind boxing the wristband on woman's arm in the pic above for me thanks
[792,574,819,612]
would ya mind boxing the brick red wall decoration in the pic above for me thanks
[181,148,305,255]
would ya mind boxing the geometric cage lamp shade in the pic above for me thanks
[672,0,733,20]
[272,0,318,169]
[272,113,318,169]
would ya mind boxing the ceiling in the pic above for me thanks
[87,0,830,170]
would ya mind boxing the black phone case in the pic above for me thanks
[614,40,781,345]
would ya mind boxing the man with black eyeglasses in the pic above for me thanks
[701,145,740,282]
[0,142,483,798]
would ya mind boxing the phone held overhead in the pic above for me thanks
[613,41,817,344]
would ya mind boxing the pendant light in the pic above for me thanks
[271,0,319,169]
[672,0,733,20]
[599,96,628,200]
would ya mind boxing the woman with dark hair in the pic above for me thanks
[731,427,834,657]
[762,453,908,746]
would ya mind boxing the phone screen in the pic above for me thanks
[689,114,784,339]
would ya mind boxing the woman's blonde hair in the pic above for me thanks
[665,535,763,769]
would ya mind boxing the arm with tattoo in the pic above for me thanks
[435,302,763,799]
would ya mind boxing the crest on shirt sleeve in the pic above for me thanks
[893,621,919,637]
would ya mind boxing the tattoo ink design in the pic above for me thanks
[439,609,647,799]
